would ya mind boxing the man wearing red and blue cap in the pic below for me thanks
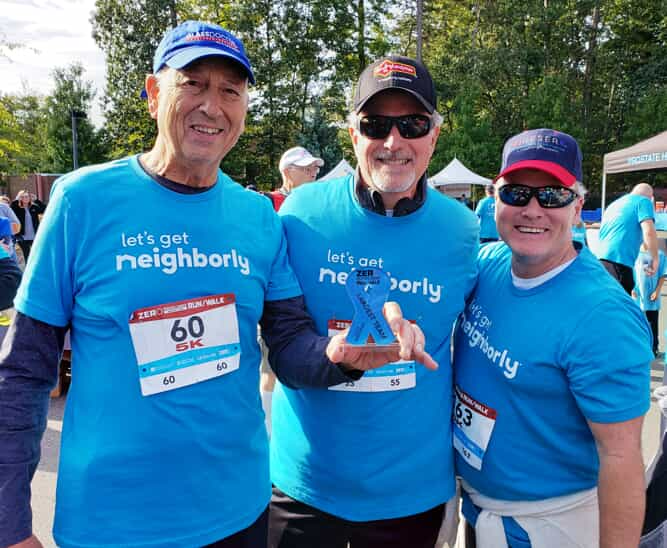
[0,22,432,548]
[453,128,651,547]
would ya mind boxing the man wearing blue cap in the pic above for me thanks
[453,128,651,547]
[597,182,659,295]
[0,22,432,548]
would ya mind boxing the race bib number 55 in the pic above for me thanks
[129,294,241,396]
[327,319,416,393]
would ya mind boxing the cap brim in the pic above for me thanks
[165,47,256,85]
[292,157,324,167]
[355,87,434,114]
[494,160,576,187]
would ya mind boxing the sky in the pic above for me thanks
[0,0,107,126]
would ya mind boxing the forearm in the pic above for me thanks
[642,223,659,263]
[597,451,645,548]
[0,313,65,546]
[260,296,361,389]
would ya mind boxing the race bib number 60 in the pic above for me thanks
[129,294,241,396]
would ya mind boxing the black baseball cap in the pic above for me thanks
[353,55,436,114]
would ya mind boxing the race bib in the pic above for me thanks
[453,385,497,470]
[129,294,241,396]
[327,319,416,393]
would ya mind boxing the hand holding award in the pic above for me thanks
[325,267,438,371]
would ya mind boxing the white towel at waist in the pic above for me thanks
[461,479,598,548]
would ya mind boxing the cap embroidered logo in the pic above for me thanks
[373,60,417,79]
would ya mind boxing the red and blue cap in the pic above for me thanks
[495,128,583,187]
[153,21,255,84]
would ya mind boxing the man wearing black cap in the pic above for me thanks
[0,24,432,548]
[453,129,650,547]
[269,56,478,547]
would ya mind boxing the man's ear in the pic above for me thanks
[429,125,441,152]
[145,74,160,120]
[348,125,358,146]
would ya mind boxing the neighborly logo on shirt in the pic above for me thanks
[115,231,251,276]
[459,301,521,379]
[373,60,417,79]
[318,249,443,304]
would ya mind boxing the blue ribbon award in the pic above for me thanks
[344,267,398,350]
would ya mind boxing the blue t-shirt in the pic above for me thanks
[453,242,651,500]
[597,194,655,267]
[475,195,498,240]
[634,250,667,311]
[14,156,302,548]
[271,176,479,520]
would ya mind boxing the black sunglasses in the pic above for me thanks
[358,114,432,140]
[497,184,578,209]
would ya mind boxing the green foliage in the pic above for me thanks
[54,0,667,195]
[41,63,108,172]
[92,0,178,158]
[0,93,48,177]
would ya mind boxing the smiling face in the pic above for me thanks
[285,163,320,189]
[349,90,439,207]
[145,56,248,184]
[496,169,582,278]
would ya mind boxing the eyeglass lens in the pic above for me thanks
[359,115,431,139]
[498,184,577,208]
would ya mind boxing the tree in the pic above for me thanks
[92,0,178,158]
[0,92,48,178]
[42,64,108,172]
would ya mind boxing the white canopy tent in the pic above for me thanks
[429,158,492,187]
[317,159,355,181]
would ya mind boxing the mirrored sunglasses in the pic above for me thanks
[497,184,578,209]
[358,114,432,140]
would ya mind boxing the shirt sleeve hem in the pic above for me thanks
[14,300,69,328]
[265,286,302,302]
[584,401,650,424]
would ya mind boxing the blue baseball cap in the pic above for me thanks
[496,128,583,187]
[153,21,255,84]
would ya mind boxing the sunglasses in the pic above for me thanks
[358,114,432,140]
[497,184,578,209]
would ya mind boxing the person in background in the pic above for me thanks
[10,190,46,263]
[0,236,21,310]
[459,192,473,209]
[572,219,588,247]
[633,243,667,357]
[266,146,323,211]
[571,184,588,247]
[596,182,658,294]
[260,146,324,433]
[0,216,19,327]
[0,199,20,262]
[454,128,651,548]
[475,184,499,243]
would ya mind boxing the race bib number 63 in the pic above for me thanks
[452,385,497,470]
[129,294,241,396]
